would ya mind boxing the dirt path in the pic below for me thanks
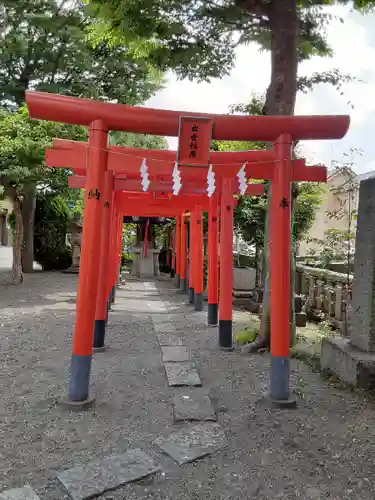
[0,272,374,499]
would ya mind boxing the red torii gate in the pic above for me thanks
[50,143,265,340]
[26,91,350,409]
[47,136,327,332]
[47,137,324,335]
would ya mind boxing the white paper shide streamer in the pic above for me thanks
[172,161,182,195]
[237,162,247,196]
[206,164,216,197]
[140,158,150,192]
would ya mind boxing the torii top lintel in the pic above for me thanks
[26,91,350,142]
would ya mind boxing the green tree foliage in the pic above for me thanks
[234,182,324,245]
[0,106,87,281]
[34,194,72,270]
[212,137,324,248]
[303,150,360,268]
[85,0,373,114]
[294,182,325,243]
[110,131,168,149]
[85,0,330,78]
[0,106,86,197]
[0,0,166,276]
[0,0,164,110]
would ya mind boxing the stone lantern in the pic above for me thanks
[63,213,83,273]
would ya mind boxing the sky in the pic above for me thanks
[146,5,375,175]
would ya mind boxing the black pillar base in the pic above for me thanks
[170,269,175,278]
[194,292,204,311]
[93,319,106,350]
[174,274,180,287]
[267,395,297,409]
[59,395,96,411]
[67,354,92,403]
[207,303,218,326]
[219,319,234,351]
[188,287,194,304]
[269,356,296,407]
[180,278,188,293]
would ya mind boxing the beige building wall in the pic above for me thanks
[0,197,13,246]
[298,169,359,256]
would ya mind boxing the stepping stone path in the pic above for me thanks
[164,362,202,387]
[154,423,227,465]
[157,332,183,346]
[3,279,226,499]
[146,280,226,466]
[161,346,191,362]
[56,448,161,500]
[0,487,40,500]
[153,322,178,333]
[173,390,217,422]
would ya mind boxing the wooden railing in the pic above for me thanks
[295,263,352,334]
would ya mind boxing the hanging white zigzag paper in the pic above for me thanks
[172,161,182,195]
[206,164,216,198]
[140,158,150,192]
[237,162,247,196]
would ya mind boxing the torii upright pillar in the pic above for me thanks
[180,214,188,292]
[93,172,114,351]
[194,207,204,311]
[66,120,108,406]
[207,195,219,326]
[188,211,196,304]
[171,226,176,278]
[174,216,181,287]
[107,208,118,309]
[269,134,294,405]
[218,179,234,350]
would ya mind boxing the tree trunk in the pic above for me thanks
[263,0,298,116]
[247,0,298,351]
[21,184,36,273]
[10,193,23,285]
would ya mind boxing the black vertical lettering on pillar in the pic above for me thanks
[226,205,231,212]
[279,197,289,208]
[212,217,217,223]
[88,189,101,200]
[189,124,199,160]
[104,201,110,208]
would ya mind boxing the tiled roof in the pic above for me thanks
[356,170,375,182]
[327,167,375,184]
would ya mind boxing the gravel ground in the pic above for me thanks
[0,271,375,499]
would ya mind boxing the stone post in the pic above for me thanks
[63,214,83,274]
[321,177,375,388]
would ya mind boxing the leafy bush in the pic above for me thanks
[121,252,133,267]
[34,194,72,271]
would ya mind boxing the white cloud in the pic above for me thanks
[146,6,375,174]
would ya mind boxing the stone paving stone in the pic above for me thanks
[173,390,217,422]
[153,322,177,334]
[148,305,167,313]
[152,314,176,323]
[156,332,183,346]
[0,486,40,500]
[154,423,226,465]
[164,362,202,386]
[161,346,190,362]
[56,449,161,500]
